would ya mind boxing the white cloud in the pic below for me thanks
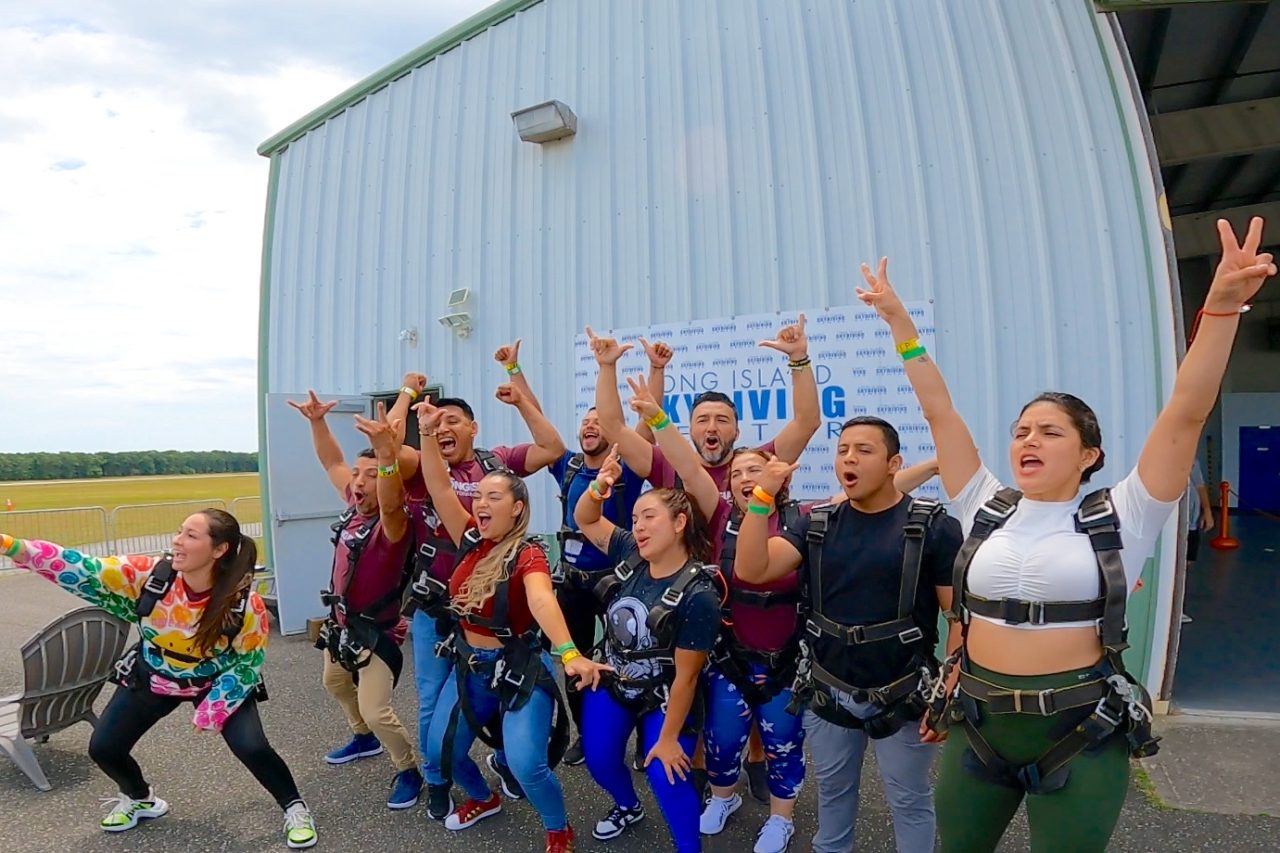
[0,1,491,452]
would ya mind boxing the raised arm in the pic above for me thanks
[588,326,657,478]
[494,338,543,413]
[1138,218,1275,501]
[288,391,351,498]
[626,376,719,521]
[574,445,623,553]
[635,337,674,444]
[858,259,981,498]
[354,402,409,544]
[389,372,429,478]
[495,382,565,473]
[1,534,151,622]
[894,457,939,494]
[733,458,804,585]
[193,593,270,732]
[412,401,473,547]
[759,315,822,463]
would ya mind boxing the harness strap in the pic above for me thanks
[806,612,923,646]
[949,487,1021,622]
[958,670,1109,716]
[963,594,1105,626]
[810,661,921,707]
[1076,489,1129,652]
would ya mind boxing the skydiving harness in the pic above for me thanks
[553,452,628,587]
[315,507,406,681]
[786,498,946,738]
[406,448,503,615]
[593,552,726,724]
[112,554,263,698]
[926,488,1160,794]
[434,532,570,775]
[711,501,807,706]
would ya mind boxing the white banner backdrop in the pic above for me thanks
[572,303,939,502]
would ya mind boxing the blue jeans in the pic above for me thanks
[582,687,701,852]
[424,647,567,831]
[411,610,452,762]
[703,664,806,800]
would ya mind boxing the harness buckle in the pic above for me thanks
[660,587,685,608]
[980,498,1019,523]
[805,619,822,640]
[1092,694,1124,728]
[1000,597,1026,625]
[897,627,924,645]
[1012,688,1055,715]
[1027,600,1047,626]
[1075,495,1116,527]
[418,542,438,560]
[142,573,169,596]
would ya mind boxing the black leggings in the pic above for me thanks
[556,581,604,729]
[88,685,302,810]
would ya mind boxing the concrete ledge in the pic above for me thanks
[1140,714,1280,816]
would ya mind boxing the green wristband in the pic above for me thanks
[553,641,577,656]
[746,502,770,515]
[900,346,927,362]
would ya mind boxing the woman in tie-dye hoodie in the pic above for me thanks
[2,508,318,849]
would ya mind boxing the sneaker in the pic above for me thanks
[563,736,585,767]
[699,793,743,835]
[592,804,645,840]
[445,793,502,830]
[325,732,383,765]
[283,802,318,849]
[745,758,769,803]
[546,824,575,853]
[100,790,169,832]
[486,753,525,800]
[426,783,454,821]
[753,815,795,853]
[387,767,423,810]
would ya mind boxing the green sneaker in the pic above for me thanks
[283,802,318,849]
[100,790,169,832]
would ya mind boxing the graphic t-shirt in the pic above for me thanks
[603,529,721,700]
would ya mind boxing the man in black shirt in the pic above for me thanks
[734,416,962,853]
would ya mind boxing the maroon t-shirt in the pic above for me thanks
[449,527,551,638]
[406,445,533,581]
[646,439,778,505]
[724,503,805,652]
[332,495,412,643]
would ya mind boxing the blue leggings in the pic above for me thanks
[703,665,806,800]
[424,648,566,831]
[582,687,702,853]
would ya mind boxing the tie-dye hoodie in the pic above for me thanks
[2,535,268,733]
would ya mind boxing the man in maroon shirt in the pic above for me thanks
[289,394,423,811]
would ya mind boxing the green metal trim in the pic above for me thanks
[1094,1,1234,10]
[257,0,546,156]
[256,153,282,566]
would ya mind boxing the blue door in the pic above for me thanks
[1239,426,1280,513]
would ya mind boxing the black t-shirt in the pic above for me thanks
[781,496,963,689]
[604,530,721,699]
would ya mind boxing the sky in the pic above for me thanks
[0,0,491,453]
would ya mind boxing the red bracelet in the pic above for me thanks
[1188,305,1247,344]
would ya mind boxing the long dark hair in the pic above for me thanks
[647,488,713,564]
[192,508,257,653]
[451,470,531,614]
[1016,391,1106,484]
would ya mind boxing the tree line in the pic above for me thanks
[0,451,259,481]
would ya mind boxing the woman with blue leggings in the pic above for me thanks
[575,441,723,853]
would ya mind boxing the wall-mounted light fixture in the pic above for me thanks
[437,287,473,338]
[398,327,418,346]
[511,99,577,143]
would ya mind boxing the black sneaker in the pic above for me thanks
[563,736,585,767]
[592,804,645,840]
[485,753,525,800]
[745,759,769,803]
[426,783,453,821]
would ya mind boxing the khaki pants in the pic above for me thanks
[322,652,418,771]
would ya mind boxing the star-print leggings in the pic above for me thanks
[703,664,806,799]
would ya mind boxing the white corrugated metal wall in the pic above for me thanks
[262,0,1177,681]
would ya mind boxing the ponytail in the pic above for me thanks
[192,509,257,654]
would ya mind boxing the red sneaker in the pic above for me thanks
[546,824,575,853]
[444,792,502,830]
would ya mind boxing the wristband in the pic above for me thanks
[2,535,18,557]
[787,356,812,371]
[646,412,672,431]
[895,338,921,356]
[560,649,583,667]
[900,345,927,362]
[400,386,419,400]
[751,485,776,505]
[553,641,577,656]
[746,502,770,516]
[589,480,613,501]
[504,362,523,376]
[377,462,400,478]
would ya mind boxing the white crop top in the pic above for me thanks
[949,465,1177,630]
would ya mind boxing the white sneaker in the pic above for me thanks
[754,815,796,853]
[100,789,169,832]
[699,793,742,835]
[283,802,318,849]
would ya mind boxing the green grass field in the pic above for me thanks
[0,474,263,554]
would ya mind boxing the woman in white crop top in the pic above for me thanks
[855,218,1274,853]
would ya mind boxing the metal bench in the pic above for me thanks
[0,606,131,791]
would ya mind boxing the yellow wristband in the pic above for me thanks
[377,462,400,478]
[895,338,921,356]
[400,386,419,400]
[560,649,583,666]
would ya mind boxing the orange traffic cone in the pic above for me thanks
[1209,481,1239,551]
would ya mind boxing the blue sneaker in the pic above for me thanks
[388,767,424,810]
[325,733,383,765]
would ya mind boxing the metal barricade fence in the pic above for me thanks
[0,507,112,570]
[230,496,264,551]
[109,499,228,557]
